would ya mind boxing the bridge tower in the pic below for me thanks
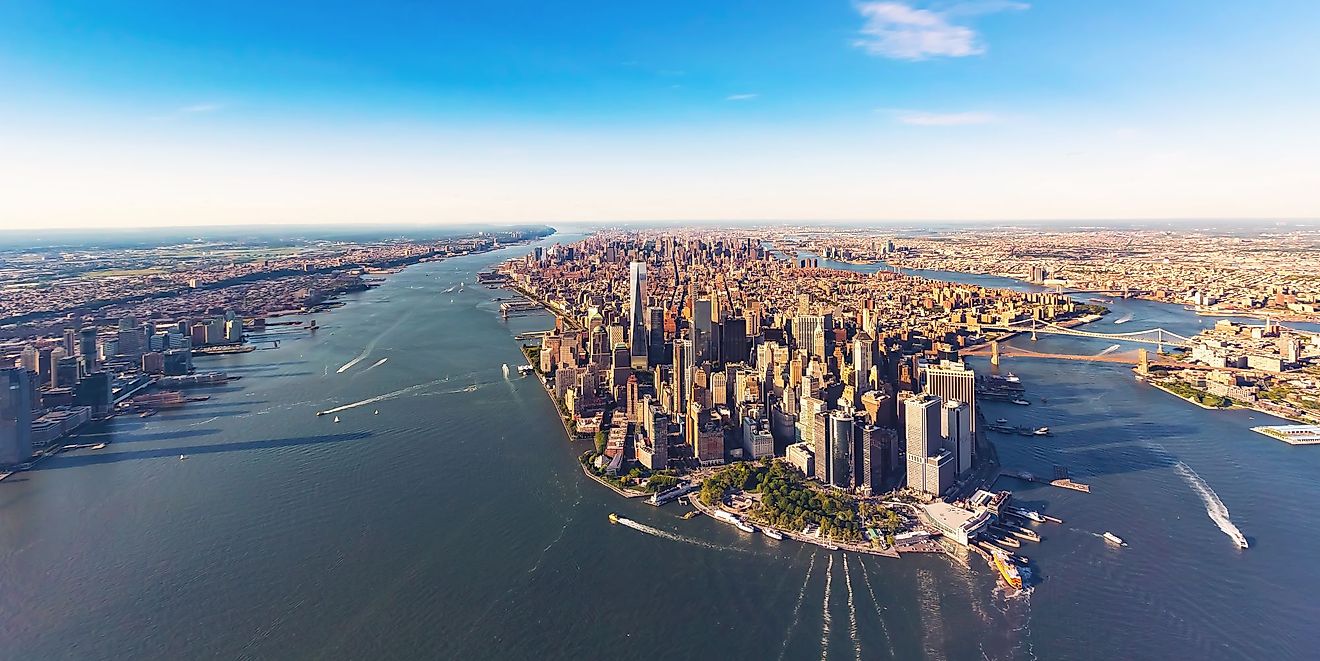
[991,340,1000,367]
[1155,329,1163,354]
[1030,318,1038,342]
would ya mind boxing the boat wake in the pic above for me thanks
[777,553,818,661]
[614,517,754,554]
[1113,314,1134,325]
[315,377,483,416]
[1174,462,1249,549]
[357,357,389,376]
[842,555,863,661]
[855,559,896,656]
[820,554,834,659]
[1096,344,1121,356]
[336,311,412,373]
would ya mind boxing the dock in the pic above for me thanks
[995,470,1091,493]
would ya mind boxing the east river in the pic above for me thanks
[2,235,1319,660]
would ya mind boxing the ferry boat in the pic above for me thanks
[1103,531,1126,546]
[763,528,784,541]
[1011,398,1031,406]
[993,551,1024,590]
[1007,507,1046,523]
[1033,427,1051,436]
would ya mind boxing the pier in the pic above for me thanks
[995,469,1092,493]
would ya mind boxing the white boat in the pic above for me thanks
[1008,507,1046,523]
[501,363,510,377]
[996,418,1009,424]
[1012,399,1031,406]
[824,543,841,551]
[179,454,188,460]
[333,416,340,423]
[1005,373,1021,383]
[763,528,784,541]
[1034,427,1050,435]
[373,410,379,415]
[736,521,756,534]
[1103,532,1126,546]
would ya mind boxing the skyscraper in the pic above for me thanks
[79,327,98,372]
[672,339,693,416]
[693,298,713,363]
[852,331,873,391]
[0,368,34,466]
[924,360,977,433]
[905,394,953,497]
[628,261,647,367]
[942,399,973,476]
[827,411,854,489]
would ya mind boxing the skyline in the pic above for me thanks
[3,1,1319,228]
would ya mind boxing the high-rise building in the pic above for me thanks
[852,331,874,391]
[646,306,665,365]
[79,327,98,372]
[827,411,854,489]
[63,328,77,355]
[905,394,953,496]
[942,399,973,476]
[793,315,825,358]
[923,360,977,433]
[19,345,39,374]
[672,339,693,415]
[628,261,648,367]
[693,298,713,362]
[0,367,34,466]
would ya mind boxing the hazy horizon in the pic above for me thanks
[2,1,1318,228]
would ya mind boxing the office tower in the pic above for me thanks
[79,327,98,372]
[19,345,39,373]
[610,344,631,395]
[0,368,34,465]
[693,298,713,362]
[48,347,67,387]
[720,317,748,364]
[687,402,724,466]
[638,401,669,470]
[793,315,824,358]
[942,399,973,476]
[855,422,893,494]
[827,411,854,489]
[923,360,977,432]
[905,394,953,497]
[646,306,665,365]
[224,319,243,343]
[741,417,774,460]
[74,371,113,416]
[625,374,640,422]
[55,356,80,389]
[852,331,873,391]
[672,339,693,416]
[628,261,648,367]
[63,328,77,355]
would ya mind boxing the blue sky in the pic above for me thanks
[1,1,1317,227]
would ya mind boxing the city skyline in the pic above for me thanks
[3,1,1319,229]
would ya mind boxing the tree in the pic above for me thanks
[594,430,607,454]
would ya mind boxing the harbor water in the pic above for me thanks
[1,237,1319,659]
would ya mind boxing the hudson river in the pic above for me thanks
[2,235,1319,660]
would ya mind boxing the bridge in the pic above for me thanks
[959,317,1192,350]
[964,342,1244,372]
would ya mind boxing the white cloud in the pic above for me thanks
[853,1,1026,60]
[893,110,997,125]
[725,93,759,101]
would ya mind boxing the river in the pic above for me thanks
[1,236,1317,659]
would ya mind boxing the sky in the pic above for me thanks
[1,0,1318,229]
